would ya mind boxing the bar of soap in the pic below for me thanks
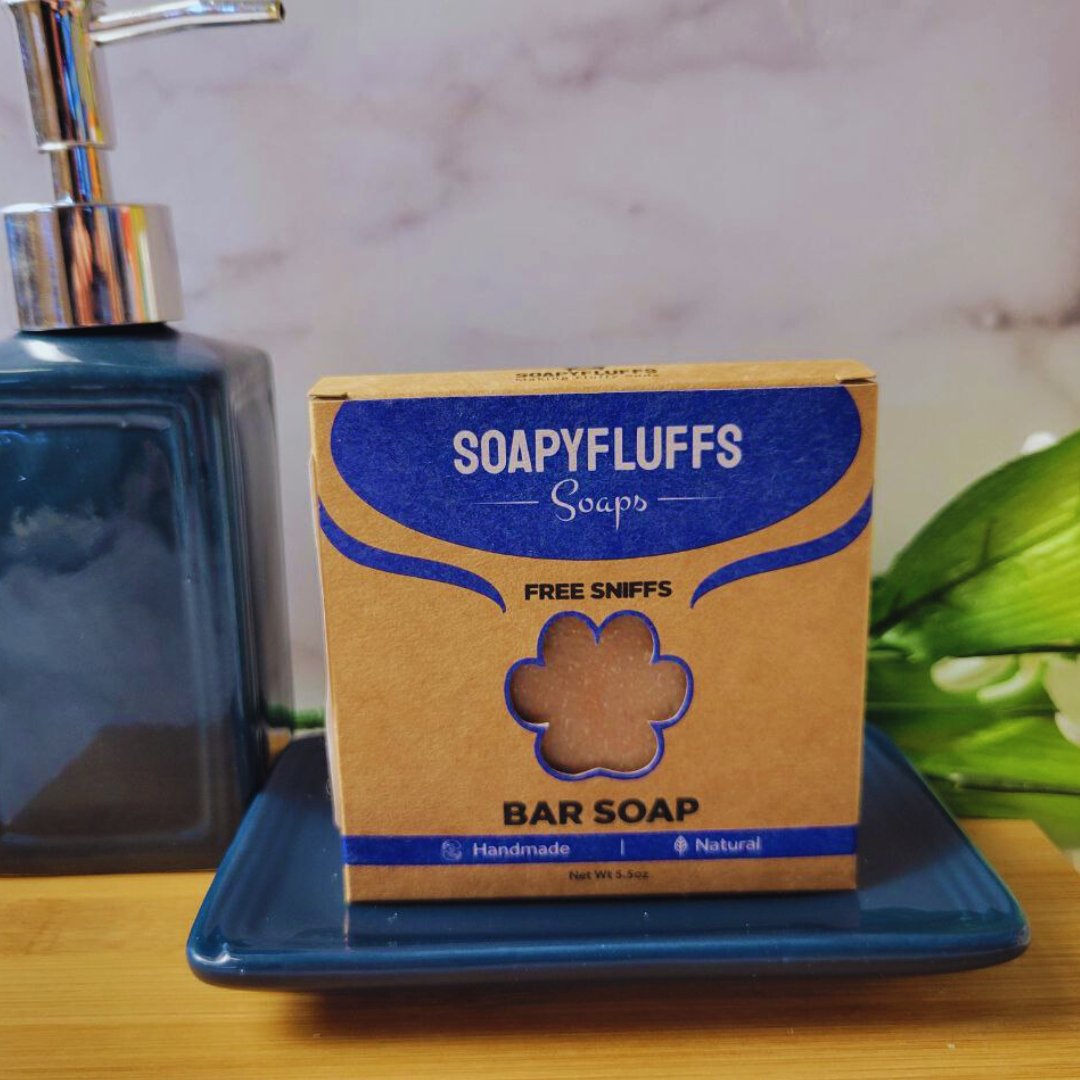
[509,613,688,775]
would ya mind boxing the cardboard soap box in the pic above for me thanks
[310,361,877,901]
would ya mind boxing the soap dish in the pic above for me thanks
[187,729,1028,990]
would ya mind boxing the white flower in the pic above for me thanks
[1021,431,1059,455]
[1045,656,1080,749]
[931,656,1017,694]
[930,655,1044,703]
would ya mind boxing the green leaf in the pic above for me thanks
[291,708,326,731]
[265,705,326,731]
[868,655,1080,795]
[871,429,1080,660]
[884,712,1080,794]
[867,652,1052,716]
[923,781,1080,853]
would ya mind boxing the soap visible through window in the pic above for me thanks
[508,612,690,777]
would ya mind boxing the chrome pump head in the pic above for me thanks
[3,1,284,331]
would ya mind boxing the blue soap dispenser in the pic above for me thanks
[0,0,292,873]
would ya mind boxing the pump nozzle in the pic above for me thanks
[3,0,284,330]
[92,1,284,45]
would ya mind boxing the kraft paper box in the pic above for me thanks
[310,360,877,902]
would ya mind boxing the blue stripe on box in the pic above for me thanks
[691,494,873,608]
[319,502,506,611]
[342,826,857,867]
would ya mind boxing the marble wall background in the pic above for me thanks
[2,0,1080,704]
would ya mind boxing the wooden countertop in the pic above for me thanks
[2,820,1078,1079]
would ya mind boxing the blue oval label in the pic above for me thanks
[330,387,862,560]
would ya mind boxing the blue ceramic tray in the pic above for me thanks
[187,730,1028,989]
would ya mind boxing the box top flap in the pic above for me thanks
[310,360,875,401]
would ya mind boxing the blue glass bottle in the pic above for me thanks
[0,1,290,872]
[0,329,291,871]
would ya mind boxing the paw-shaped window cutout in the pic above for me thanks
[506,611,692,780]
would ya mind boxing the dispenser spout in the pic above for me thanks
[3,0,283,330]
[6,2,285,202]
[91,1,284,45]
